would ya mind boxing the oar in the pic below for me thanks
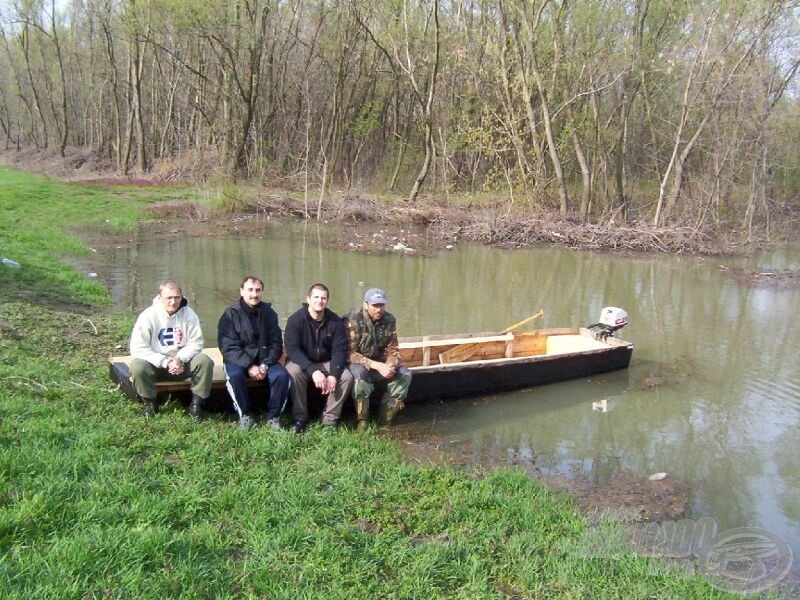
[439,308,544,364]
[500,309,545,334]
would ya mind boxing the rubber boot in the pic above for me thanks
[355,396,370,433]
[188,394,204,422]
[378,396,405,425]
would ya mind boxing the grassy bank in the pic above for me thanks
[0,167,744,598]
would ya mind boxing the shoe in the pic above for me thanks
[188,395,204,422]
[356,419,369,433]
[266,417,283,431]
[292,420,307,434]
[141,399,157,417]
[238,415,255,431]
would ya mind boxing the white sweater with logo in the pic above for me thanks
[129,296,205,368]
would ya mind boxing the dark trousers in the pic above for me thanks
[223,362,290,419]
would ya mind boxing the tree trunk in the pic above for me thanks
[20,24,49,149]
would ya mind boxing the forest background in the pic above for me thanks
[1,0,798,245]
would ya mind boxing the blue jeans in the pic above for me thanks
[223,362,290,419]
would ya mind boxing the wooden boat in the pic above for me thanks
[398,326,632,403]
[108,325,633,406]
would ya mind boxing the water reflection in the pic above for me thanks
[81,223,800,562]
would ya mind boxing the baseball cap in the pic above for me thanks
[364,288,388,305]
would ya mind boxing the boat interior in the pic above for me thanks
[398,327,619,367]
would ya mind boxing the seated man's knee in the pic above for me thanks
[353,377,373,400]
[268,364,291,387]
[224,362,247,384]
[387,367,412,401]
[130,358,152,379]
[339,366,354,384]
[285,362,302,378]
[348,363,369,381]
[194,353,214,372]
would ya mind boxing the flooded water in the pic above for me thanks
[83,221,800,571]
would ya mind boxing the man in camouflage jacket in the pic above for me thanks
[344,288,412,432]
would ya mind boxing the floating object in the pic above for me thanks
[648,472,669,481]
[592,399,616,413]
[2,258,21,269]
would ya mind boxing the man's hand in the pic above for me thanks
[248,364,266,381]
[167,356,184,376]
[322,375,337,395]
[312,370,336,395]
[312,370,327,391]
[372,361,396,379]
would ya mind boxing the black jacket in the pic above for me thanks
[218,298,283,369]
[284,304,348,379]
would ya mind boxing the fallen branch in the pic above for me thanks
[83,317,98,335]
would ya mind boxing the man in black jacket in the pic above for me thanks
[218,276,290,430]
[284,282,353,432]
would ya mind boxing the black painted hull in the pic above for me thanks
[405,343,633,403]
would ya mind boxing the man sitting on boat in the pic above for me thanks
[217,275,291,431]
[128,279,213,420]
[345,288,412,432]
[284,283,354,432]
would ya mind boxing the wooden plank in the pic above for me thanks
[109,348,264,393]
[438,309,543,364]
[398,333,514,350]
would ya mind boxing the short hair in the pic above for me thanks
[158,280,182,296]
[307,282,329,298]
[240,275,264,289]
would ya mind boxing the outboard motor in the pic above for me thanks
[587,307,628,342]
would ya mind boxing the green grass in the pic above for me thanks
[0,167,754,598]
[0,167,186,306]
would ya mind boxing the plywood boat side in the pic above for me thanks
[400,328,633,403]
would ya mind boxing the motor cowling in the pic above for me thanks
[588,307,628,341]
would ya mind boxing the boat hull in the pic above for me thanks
[405,343,632,403]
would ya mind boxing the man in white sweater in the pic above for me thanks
[129,280,213,419]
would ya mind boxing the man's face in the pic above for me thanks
[240,279,264,307]
[365,302,386,322]
[159,286,182,315]
[307,288,329,313]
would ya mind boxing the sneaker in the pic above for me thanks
[292,420,307,434]
[356,419,369,433]
[266,417,283,431]
[238,415,255,431]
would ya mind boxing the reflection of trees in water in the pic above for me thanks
[771,426,800,530]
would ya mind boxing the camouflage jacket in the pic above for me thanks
[345,307,400,368]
